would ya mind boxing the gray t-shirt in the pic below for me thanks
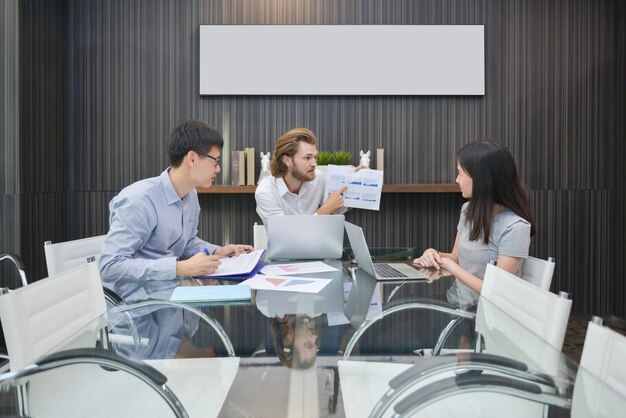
[447,202,531,307]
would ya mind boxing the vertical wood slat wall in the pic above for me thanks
[1,0,624,317]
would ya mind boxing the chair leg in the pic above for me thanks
[17,381,31,417]
[432,316,466,356]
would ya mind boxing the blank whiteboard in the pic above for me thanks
[199,25,484,96]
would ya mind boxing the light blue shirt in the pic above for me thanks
[100,169,218,301]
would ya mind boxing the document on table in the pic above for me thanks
[260,261,338,276]
[240,275,332,294]
[198,249,264,277]
[324,165,384,211]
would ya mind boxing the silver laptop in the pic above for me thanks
[267,215,345,260]
[345,222,427,280]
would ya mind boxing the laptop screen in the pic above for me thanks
[344,221,377,278]
[266,215,345,260]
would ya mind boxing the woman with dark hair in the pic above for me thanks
[414,140,535,303]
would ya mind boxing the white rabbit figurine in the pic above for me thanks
[258,152,271,184]
[359,150,371,168]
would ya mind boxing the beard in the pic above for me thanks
[290,165,316,182]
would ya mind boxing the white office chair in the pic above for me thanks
[44,235,126,307]
[44,235,107,276]
[340,264,573,418]
[0,261,241,417]
[520,256,555,291]
[0,261,188,417]
[253,222,268,250]
[571,317,626,417]
[43,236,236,357]
[429,256,557,356]
[384,316,626,418]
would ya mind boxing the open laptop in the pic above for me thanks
[266,215,345,260]
[345,221,427,280]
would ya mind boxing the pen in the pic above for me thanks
[204,247,211,256]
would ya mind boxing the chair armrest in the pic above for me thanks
[389,353,528,389]
[103,287,123,305]
[343,300,476,358]
[0,347,189,418]
[110,300,236,357]
[0,253,28,287]
[37,347,167,385]
[393,374,571,417]
[370,353,556,418]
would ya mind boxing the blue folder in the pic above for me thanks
[196,261,267,280]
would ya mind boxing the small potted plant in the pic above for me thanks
[332,151,352,166]
[315,150,334,179]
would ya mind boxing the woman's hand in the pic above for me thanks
[413,248,443,269]
[437,256,459,274]
[416,267,446,283]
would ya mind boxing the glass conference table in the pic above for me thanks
[1,249,621,417]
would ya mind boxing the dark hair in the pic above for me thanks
[167,120,224,167]
[270,128,317,177]
[457,140,536,244]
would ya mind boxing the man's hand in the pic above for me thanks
[214,244,254,257]
[317,186,347,215]
[176,252,222,277]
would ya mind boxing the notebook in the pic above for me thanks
[266,215,345,260]
[344,222,427,281]
[170,285,251,304]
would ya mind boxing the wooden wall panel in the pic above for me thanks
[0,0,21,195]
[3,0,624,317]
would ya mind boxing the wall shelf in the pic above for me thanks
[197,184,460,194]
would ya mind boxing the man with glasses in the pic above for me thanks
[100,120,252,303]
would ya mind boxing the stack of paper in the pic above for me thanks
[198,249,265,278]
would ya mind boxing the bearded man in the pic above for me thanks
[254,128,351,226]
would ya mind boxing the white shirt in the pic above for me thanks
[255,169,325,225]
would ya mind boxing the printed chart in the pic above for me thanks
[241,275,332,294]
[324,165,384,211]
[260,261,338,276]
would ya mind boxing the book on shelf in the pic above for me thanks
[245,147,255,186]
[231,150,241,185]
[231,150,246,186]
[376,148,384,171]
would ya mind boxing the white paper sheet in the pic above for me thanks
[324,165,384,211]
[260,261,338,276]
[240,275,332,294]
[201,249,264,277]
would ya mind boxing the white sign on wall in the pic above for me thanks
[199,25,484,96]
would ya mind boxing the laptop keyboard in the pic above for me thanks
[373,263,408,278]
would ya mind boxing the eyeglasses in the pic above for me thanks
[197,152,221,166]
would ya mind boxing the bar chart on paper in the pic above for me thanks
[260,261,338,276]
[241,275,332,294]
